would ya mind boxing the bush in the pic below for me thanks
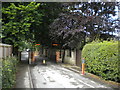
[0,59,2,89]
[82,41,120,83]
[2,56,19,89]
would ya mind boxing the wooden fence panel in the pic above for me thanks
[0,46,3,59]
[0,43,12,59]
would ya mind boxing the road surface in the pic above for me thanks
[28,62,112,89]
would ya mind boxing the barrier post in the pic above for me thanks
[81,58,85,75]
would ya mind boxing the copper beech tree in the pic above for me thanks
[49,2,119,49]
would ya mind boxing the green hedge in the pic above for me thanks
[2,56,19,89]
[82,41,120,83]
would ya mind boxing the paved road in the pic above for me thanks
[29,62,113,89]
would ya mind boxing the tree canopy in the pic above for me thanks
[2,2,63,54]
[32,3,63,48]
[2,2,119,54]
[49,2,119,49]
[2,2,42,51]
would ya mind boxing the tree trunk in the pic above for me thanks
[13,46,19,57]
[18,51,21,61]
[76,49,82,67]
[41,46,43,55]
[62,49,65,63]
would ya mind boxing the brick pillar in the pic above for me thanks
[56,51,60,63]
[31,52,35,62]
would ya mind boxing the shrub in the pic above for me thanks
[82,41,120,83]
[2,56,19,89]
[0,59,2,89]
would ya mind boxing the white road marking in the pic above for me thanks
[51,64,109,88]
[45,67,84,88]
[30,64,111,88]
[78,79,95,88]
[90,80,96,84]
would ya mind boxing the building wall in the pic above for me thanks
[64,49,76,65]
[44,48,81,66]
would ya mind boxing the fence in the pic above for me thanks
[0,43,12,59]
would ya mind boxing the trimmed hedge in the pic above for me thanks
[2,57,19,89]
[82,41,120,83]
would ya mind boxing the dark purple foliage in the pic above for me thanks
[49,2,119,49]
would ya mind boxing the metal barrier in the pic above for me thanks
[0,43,12,59]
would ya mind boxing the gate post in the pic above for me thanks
[56,51,60,63]
[31,52,35,63]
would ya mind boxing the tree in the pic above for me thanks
[2,2,43,55]
[49,2,119,49]
[2,2,64,55]
[32,2,63,48]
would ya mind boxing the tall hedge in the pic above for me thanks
[2,57,18,89]
[82,41,119,83]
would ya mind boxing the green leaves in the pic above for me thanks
[2,2,43,51]
[82,41,119,83]
[2,57,18,88]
